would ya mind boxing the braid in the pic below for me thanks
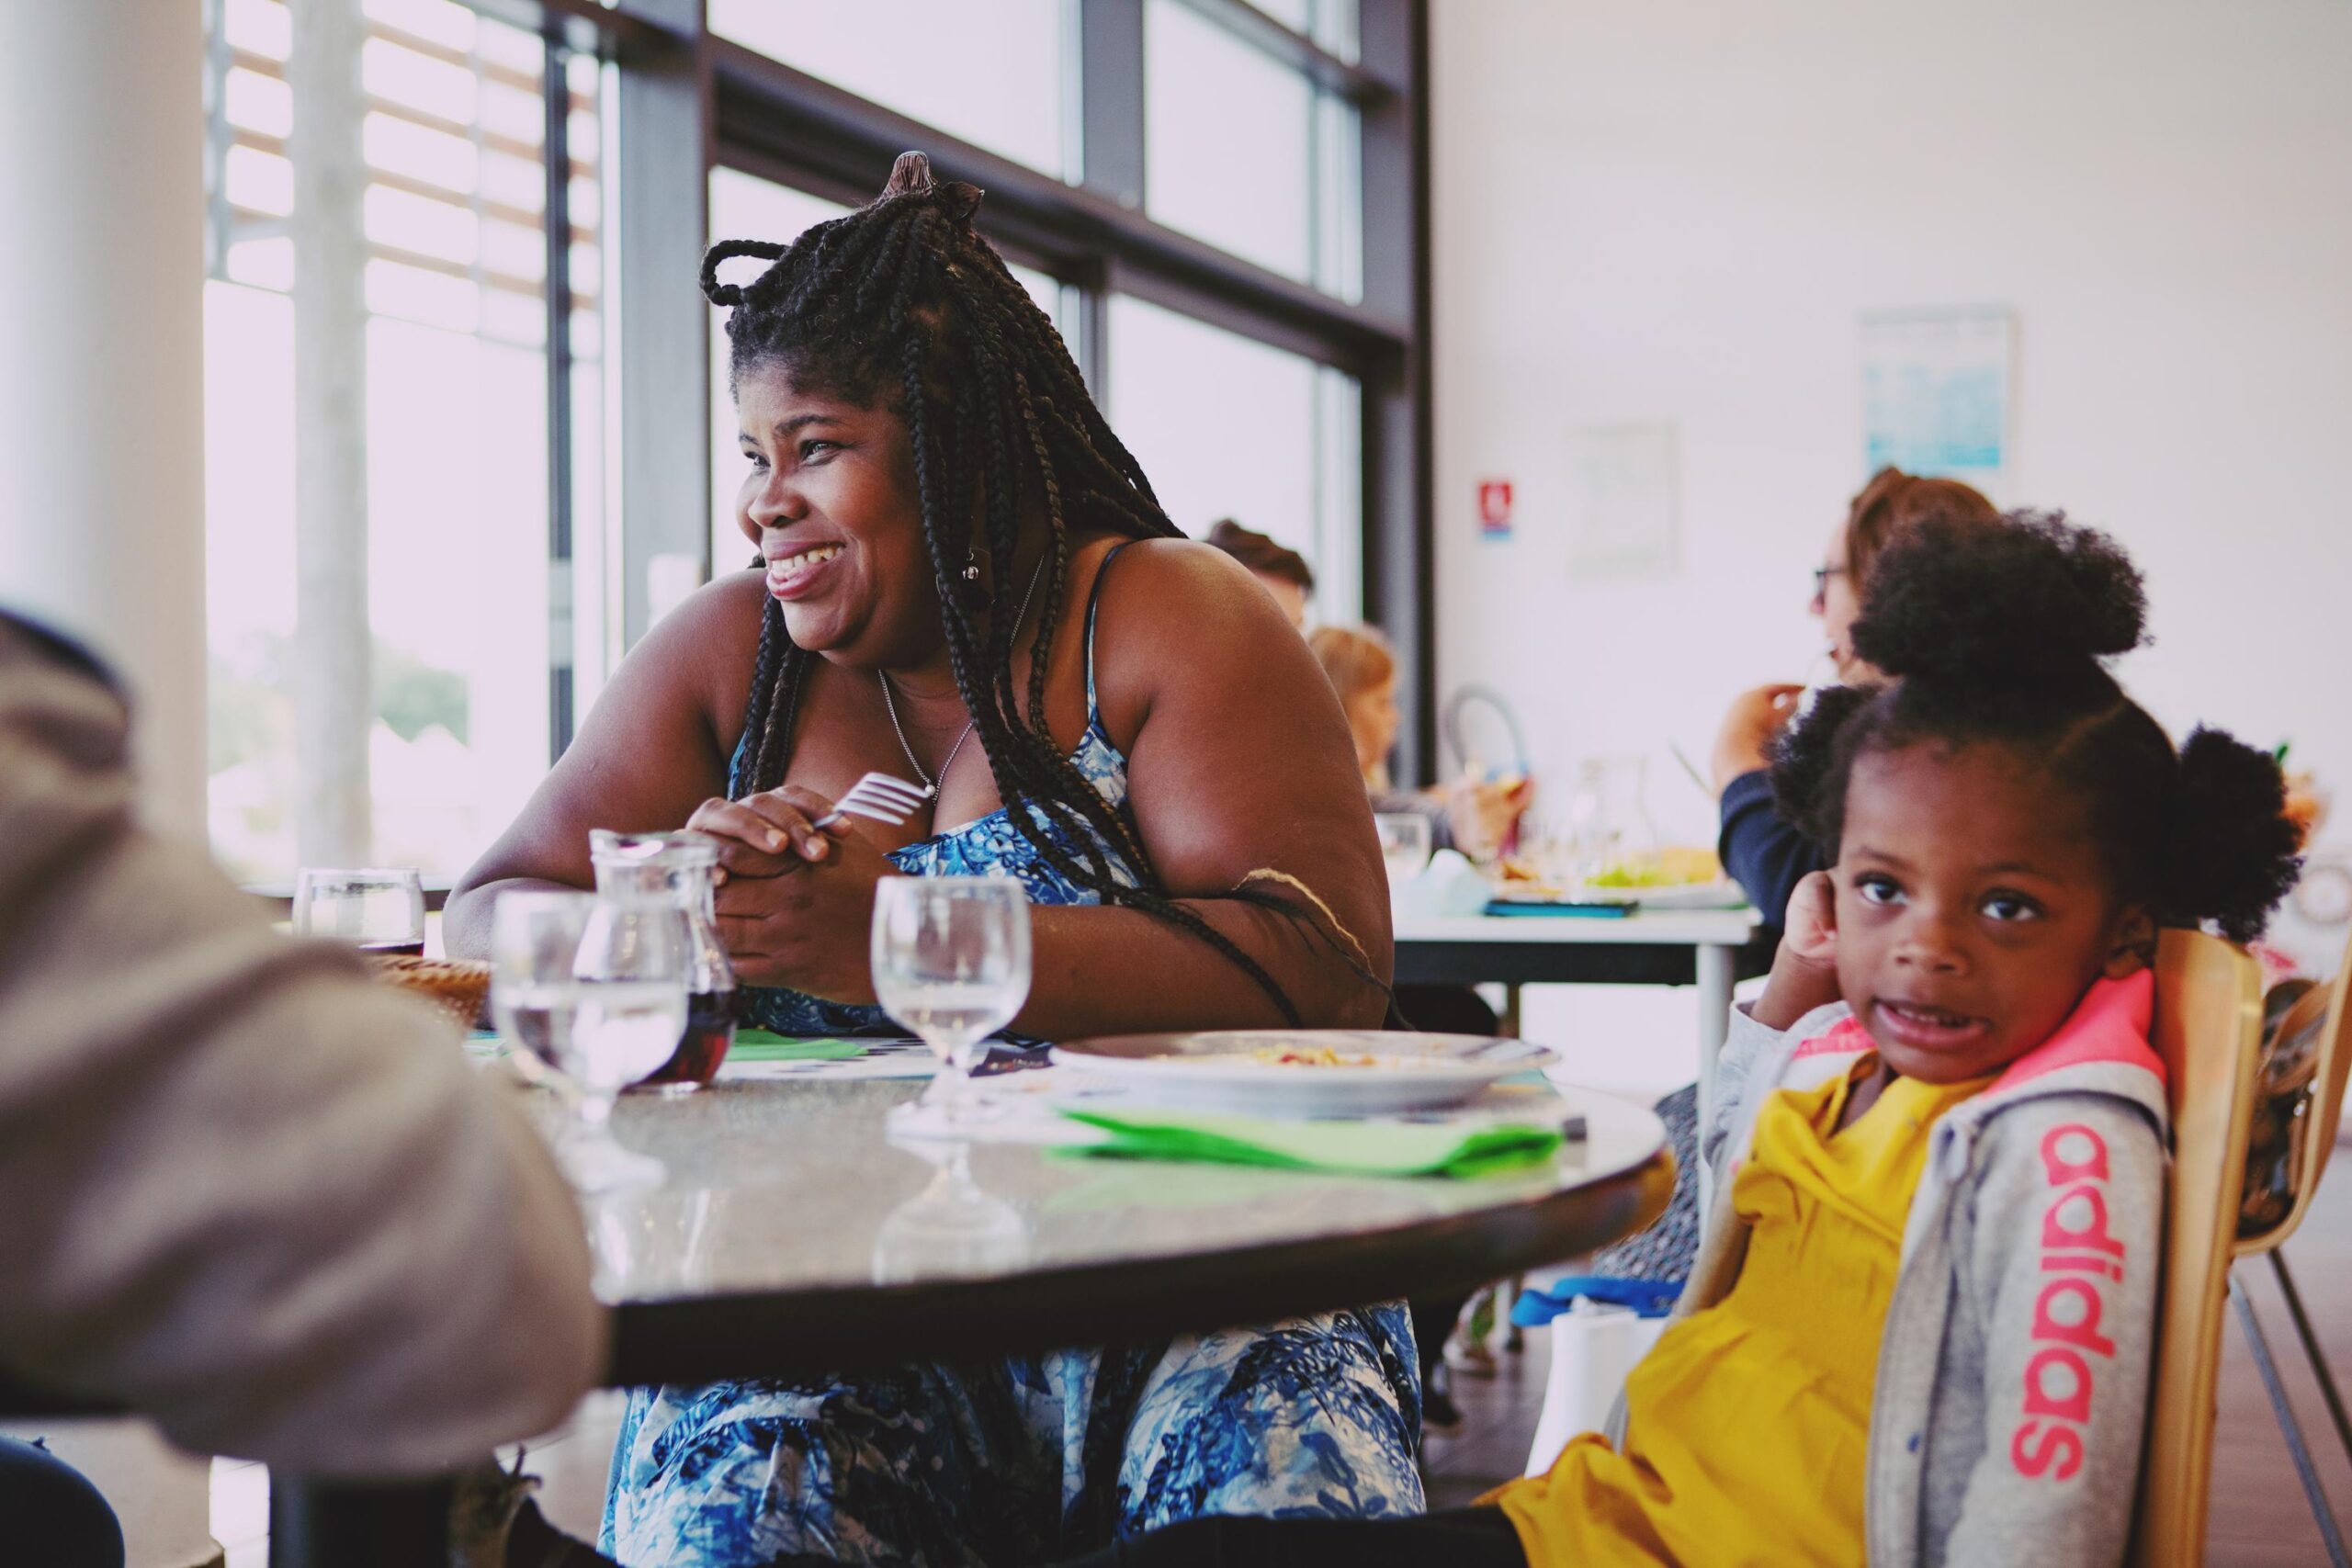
[706,152,1313,1023]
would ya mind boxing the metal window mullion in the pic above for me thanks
[203,0,236,280]
[1078,0,1146,212]
[543,39,577,759]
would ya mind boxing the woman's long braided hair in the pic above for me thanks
[704,152,1306,1023]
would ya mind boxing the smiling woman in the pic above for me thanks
[442,153,1419,1566]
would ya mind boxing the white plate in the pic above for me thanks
[1048,1030,1560,1116]
[1493,879,1751,911]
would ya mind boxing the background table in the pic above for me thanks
[1394,908,1765,1115]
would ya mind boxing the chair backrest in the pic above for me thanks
[2234,926,2352,1258]
[2130,930,2266,1568]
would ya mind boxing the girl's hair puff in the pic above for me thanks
[1769,510,2300,942]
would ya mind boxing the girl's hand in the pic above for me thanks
[1754,869,1842,1029]
[1780,869,1838,972]
[684,786,854,885]
[705,786,891,1000]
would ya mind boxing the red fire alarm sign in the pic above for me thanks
[1477,479,1514,537]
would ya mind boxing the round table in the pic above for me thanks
[5,1071,1675,1568]
[541,1072,1676,1389]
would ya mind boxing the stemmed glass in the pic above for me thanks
[871,876,1033,1127]
[491,890,685,1193]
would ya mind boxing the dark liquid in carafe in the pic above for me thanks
[631,989,737,1090]
[358,940,427,958]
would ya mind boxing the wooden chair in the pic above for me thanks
[2132,930,2267,1568]
[2132,928,2352,1568]
[2228,927,2352,1568]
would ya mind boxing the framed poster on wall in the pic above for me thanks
[1860,308,2016,502]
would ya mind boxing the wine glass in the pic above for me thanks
[1374,812,1433,887]
[871,876,1033,1126]
[294,867,426,955]
[492,890,682,1193]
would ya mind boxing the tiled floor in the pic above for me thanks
[210,1155,2352,1566]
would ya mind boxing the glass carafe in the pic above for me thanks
[590,830,737,1093]
[1564,756,1658,886]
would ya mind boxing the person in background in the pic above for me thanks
[1712,467,1999,932]
[1310,623,1532,863]
[1206,518,1316,628]
[0,610,605,1565]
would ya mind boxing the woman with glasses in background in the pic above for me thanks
[1708,468,1998,934]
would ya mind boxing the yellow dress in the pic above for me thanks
[1490,1061,1993,1567]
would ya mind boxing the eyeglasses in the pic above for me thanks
[1811,563,1850,600]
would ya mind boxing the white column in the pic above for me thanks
[0,0,209,840]
[291,0,374,865]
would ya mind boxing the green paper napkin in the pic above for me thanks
[1059,1109,1561,1179]
[726,1032,865,1063]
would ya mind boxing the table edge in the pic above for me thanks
[605,1150,1677,1388]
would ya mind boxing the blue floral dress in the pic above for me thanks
[601,547,1423,1567]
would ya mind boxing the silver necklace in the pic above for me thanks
[878,551,1050,799]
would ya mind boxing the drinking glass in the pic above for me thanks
[871,876,1033,1125]
[492,890,684,1193]
[1374,812,1434,886]
[294,867,426,955]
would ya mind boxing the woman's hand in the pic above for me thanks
[704,786,891,998]
[684,787,853,886]
[1711,682,1804,793]
[1442,774,1535,862]
[1753,869,1842,1029]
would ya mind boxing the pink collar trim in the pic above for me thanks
[1988,969,2162,1093]
[1788,970,2163,1091]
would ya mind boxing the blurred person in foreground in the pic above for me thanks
[0,610,605,1564]
[1710,468,1998,933]
[1205,518,1316,628]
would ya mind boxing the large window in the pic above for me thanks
[1106,298,1363,622]
[708,0,1076,179]
[192,0,1428,881]
[202,0,605,884]
[707,0,1396,626]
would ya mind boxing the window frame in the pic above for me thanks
[461,0,1437,778]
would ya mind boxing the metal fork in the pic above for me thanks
[810,772,929,831]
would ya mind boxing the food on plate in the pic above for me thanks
[1584,847,1725,889]
[1237,1043,1456,1069]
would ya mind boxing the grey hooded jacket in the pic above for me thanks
[1629,973,2167,1568]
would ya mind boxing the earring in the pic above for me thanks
[962,542,981,582]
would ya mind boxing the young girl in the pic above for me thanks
[1064,510,2302,1568]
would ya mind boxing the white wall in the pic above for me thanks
[1430,0,2352,868]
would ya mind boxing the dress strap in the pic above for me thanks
[1082,540,1136,716]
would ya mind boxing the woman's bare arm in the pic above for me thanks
[1014,539,1394,1033]
[442,572,764,957]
